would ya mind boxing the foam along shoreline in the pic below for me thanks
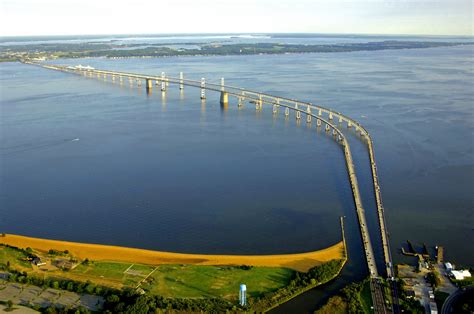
[0,234,344,272]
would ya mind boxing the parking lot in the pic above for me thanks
[0,279,104,311]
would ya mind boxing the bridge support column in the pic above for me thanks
[316,118,321,127]
[325,124,330,132]
[272,104,278,114]
[339,116,343,123]
[284,107,290,117]
[238,97,243,108]
[200,78,206,99]
[136,78,142,86]
[146,79,152,91]
[161,72,166,91]
[306,106,312,123]
[338,134,343,142]
[220,91,228,105]
[329,112,333,120]
[295,105,301,120]
[220,78,225,91]
[318,109,322,116]
[179,72,184,90]
[332,129,337,136]
[348,121,352,128]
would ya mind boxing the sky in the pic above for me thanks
[0,0,472,37]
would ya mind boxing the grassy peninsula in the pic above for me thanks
[0,233,346,312]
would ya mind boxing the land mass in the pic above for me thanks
[0,234,343,272]
[1,40,472,62]
[1,234,346,312]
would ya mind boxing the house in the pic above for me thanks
[32,257,46,266]
[450,270,471,280]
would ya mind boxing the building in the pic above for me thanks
[239,284,247,306]
[445,262,453,271]
[449,270,471,280]
[32,257,46,266]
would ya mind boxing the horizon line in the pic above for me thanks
[1,31,473,39]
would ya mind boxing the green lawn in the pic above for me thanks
[360,280,374,313]
[1,247,295,301]
[141,264,294,300]
[0,246,32,269]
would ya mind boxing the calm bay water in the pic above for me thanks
[1,39,473,312]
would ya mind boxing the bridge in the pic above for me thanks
[26,61,398,313]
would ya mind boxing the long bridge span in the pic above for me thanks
[26,61,398,313]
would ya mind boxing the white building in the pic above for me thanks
[444,262,453,271]
[450,270,471,280]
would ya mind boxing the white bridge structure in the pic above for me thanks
[26,61,399,313]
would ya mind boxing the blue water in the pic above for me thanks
[1,39,473,312]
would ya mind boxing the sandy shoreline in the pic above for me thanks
[0,234,343,272]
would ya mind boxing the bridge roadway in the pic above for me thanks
[28,62,396,312]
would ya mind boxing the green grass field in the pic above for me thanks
[1,246,295,301]
[360,279,374,312]
[0,246,32,269]
[141,264,294,300]
[71,261,155,287]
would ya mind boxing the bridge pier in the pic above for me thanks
[238,96,243,108]
[348,121,352,128]
[146,79,152,91]
[318,109,322,116]
[200,78,206,99]
[329,112,333,120]
[325,124,330,132]
[317,118,321,127]
[306,106,312,123]
[220,91,228,105]
[339,116,343,123]
[284,107,290,117]
[295,104,301,120]
[179,72,184,90]
[161,72,166,92]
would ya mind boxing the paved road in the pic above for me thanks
[371,278,388,314]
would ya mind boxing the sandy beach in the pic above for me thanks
[1,234,344,272]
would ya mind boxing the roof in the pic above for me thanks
[450,270,471,280]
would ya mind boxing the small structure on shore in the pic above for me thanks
[449,269,471,280]
[32,257,46,266]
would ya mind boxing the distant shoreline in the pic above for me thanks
[0,234,344,272]
[2,40,472,63]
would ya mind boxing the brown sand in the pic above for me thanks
[1,234,343,272]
